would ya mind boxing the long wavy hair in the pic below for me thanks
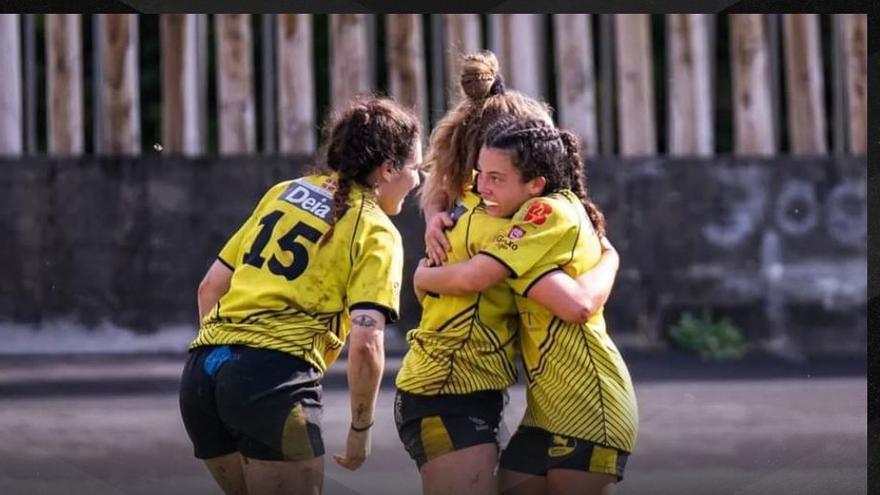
[419,50,552,211]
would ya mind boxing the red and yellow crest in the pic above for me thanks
[523,201,553,225]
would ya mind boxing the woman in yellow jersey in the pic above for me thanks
[179,97,422,495]
[394,51,621,495]
[414,116,638,495]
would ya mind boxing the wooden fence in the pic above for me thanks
[0,14,868,158]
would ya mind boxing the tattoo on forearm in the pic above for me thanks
[355,403,367,422]
[352,314,378,327]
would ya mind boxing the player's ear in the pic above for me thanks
[527,176,546,196]
[378,160,397,182]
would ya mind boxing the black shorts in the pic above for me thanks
[179,344,325,461]
[394,388,505,469]
[500,426,629,481]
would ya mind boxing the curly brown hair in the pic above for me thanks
[483,116,606,237]
[419,50,552,212]
[316,96,421,243]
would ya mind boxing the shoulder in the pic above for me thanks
[513,194,574,227]
[355,199,402,243]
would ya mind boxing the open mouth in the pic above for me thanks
[483,199,499,207]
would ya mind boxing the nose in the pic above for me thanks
[476,174,485,193]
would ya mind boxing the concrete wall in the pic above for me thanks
[0,156,866,353]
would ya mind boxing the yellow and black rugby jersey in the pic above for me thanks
[190,174,404,374]
[395,190,520,395]
[480,191,638,452]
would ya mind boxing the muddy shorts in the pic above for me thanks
[394,388,505,469]
[179,344,324,461]
[500,425,629,481]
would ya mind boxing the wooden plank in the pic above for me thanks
[330,14,370,110]
[386,14,427,129]
[0,14,22,155]
[99,14,140,155]
[729,14,775,156]
[443,14,481,105]
[277,14,315,154]
[614,14,656,156]
[599,14,615,156]
[491,14,545,99]
[782,14,827,155]
[261,14,275,154]
[46,14,84,156]
[161,14,201,156]
[215,14,256,155]
[840,14,867,155]
[667,14,713,156]
[23,15,36,153]
[553,14,598,156]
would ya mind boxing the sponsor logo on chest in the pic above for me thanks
[494,234,519,251]
[280,179,334,221]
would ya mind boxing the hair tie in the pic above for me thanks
[489,74,506,96]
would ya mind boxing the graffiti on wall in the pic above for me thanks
[702,165,866,249]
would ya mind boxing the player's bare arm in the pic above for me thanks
[196,260,233,320]
[414,254,509,296]
[334,308,385,471]
[423,187,453,265]
[528,237,620,324]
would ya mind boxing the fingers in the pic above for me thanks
[437,212,454,228]
[333,454,366,471]
[426,245,445,266]
[424,229,451,264]
[424,213,453,260]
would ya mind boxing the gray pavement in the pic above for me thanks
[0,353,867,495]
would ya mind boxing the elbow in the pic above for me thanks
[348,338,384,373]
[197,277,213,304]
[562,302,596,325]
[197,278,211,299]
[348,334,384,361]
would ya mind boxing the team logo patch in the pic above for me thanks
[280,179,334,221]
[548,434,577,458]
[507,226,526,240]
[523,201,553,225]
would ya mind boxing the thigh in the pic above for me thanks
[203,452,248,495]
[243,456,324,495]
[546,470,616,495]
[500,468,546,495]
[420,443,498,495]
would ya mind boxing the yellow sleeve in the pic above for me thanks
[347,220,404,323]
[217,216,253,269]
[478,197,573,280]
[217,181,289,269]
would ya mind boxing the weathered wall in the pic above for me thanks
[0,156,867,353]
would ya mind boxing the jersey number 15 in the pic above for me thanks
[242,210,322,281]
